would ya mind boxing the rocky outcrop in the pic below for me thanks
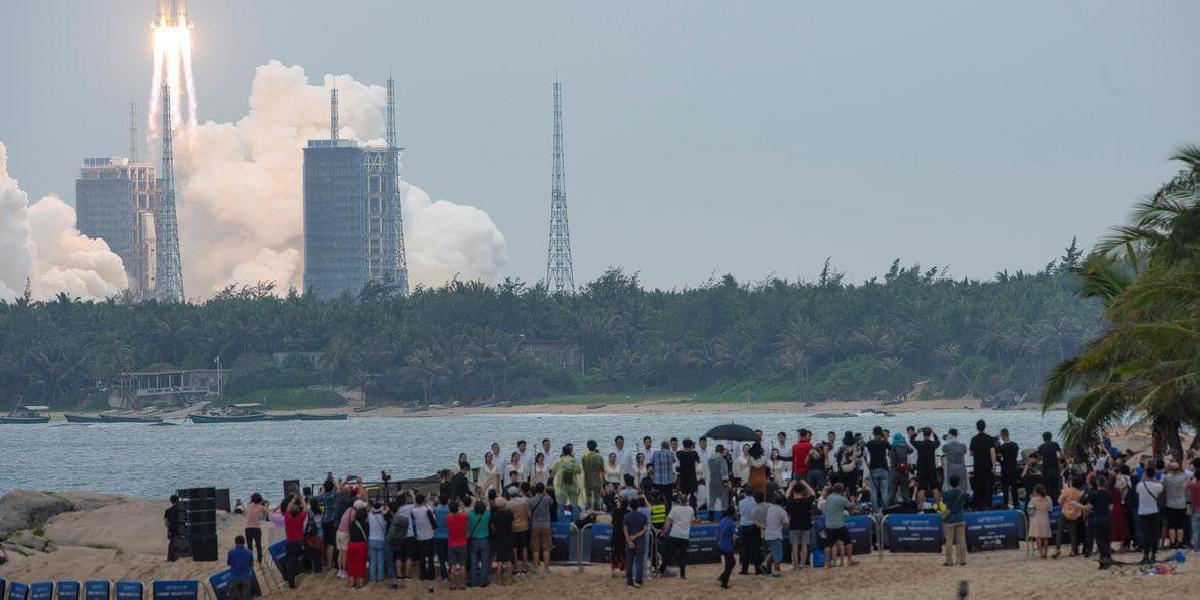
[0,490,124,538]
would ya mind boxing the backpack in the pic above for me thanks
[387,515,409,544]
[839,447,859,474]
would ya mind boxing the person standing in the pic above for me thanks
[1086,475,1114,567]
[552,445,584,514]
[941,429,968,494]
[613,435,636,480]
[997,429,1021,509]
[818,483,856,568]
[1055,477,1087,558]
[759,494,790,577]
[226,535,255,600]
[466,500,491,587]
[737,491,763,574]
[164,494,181,562]
[1161,462,1190,550]
[1027,484,1053,558]
[1188,465,1200,552]
[623,498,650,588]
[659,493,695,579]
[432,495,451,582]
[941,475,968,566]
[282,495,308,589]
[969,420,998,510]
[785,480,815,570]
[650,441,678,511]
[610,497,629,577]
[444,500,468,590]
[676,439,701,505]
[490,497,515,585]
[716,510,738,589]
[581,440,607,511]
[1038,432,1064,503]
[791,429,814,483]
[509,485,531,576]
[346,501,369,589]
[1136,465,1164,563]
[706,445,730,521]
[889,432,912,505]
[528,483,553,573]
[242,493,267,563]
[411,494,437,584]
[864,426,891,512]
[367,502,389,584]
[910,428,942,508]
[449,462,472,504]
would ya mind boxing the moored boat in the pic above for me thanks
[188,403,265,423]
[263,413,305,422]
[100,412,163,423]
[297,412,348,421]
[65,413,104,423]
[0,405,51,424]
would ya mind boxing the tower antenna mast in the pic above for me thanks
[155,83,185,302]
[129,102,138,161]
[386,73,410,295]
[546,77,575,293]
[330,88,339,140]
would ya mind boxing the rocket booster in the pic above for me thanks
[155,0,189,27]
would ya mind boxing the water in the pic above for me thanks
[1,409,1065,499]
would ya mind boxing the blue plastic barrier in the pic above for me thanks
[28,583,51,600]
[590,523,614,563]
[83,581,109,600]
[150,581,198,600]
[113,581,142,600]
[267,540,287,575]
[814,515,874,555]
[964,510,1025,552]
[881,513,943,553]
[0,578,5,600]
[9,582,30,600]
[549,522,572,562]
[207,569,260,600]
[55,581,81,600]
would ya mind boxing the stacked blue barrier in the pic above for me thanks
[963,510,1025,552]
[881,513,943,553]
[813,515,874,556]
[28,582,51,600]
[114,581,143,599]
[56,581,81,600]
[84,581,110,600]
[8,582,30,600]
[150,580,199,600]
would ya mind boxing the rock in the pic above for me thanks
[0,490,125,538]
[8,529,51,552]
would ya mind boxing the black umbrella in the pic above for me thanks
[703,423,758,442]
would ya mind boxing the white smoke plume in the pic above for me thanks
[175,60,508,296]
[0,141,129,301]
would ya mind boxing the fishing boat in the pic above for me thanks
[64,413,104,423]
[263,413,305,422]
[188,403,266,424]
[297,412,348,421]
[0,405,51,424]
[99,411,163,423]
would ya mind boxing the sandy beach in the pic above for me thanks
[2,492,1196,599]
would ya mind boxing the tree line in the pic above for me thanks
[0,243,1101,410]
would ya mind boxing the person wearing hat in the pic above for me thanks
[346,499,370,589]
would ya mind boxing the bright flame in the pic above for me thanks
[148,14,197,133]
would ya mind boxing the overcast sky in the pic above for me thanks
[2,1,1198,290]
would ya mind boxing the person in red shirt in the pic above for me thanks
[282,495,308,588]
[791,429,814,482]
[444,500,470,590]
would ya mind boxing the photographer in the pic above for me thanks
[818,482,857,568]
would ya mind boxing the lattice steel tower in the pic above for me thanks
[155,83,185,302]
[546,78,575,293]
[387,75,410,296]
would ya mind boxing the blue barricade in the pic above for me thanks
[881,513,943,553]
[814,515,874,555]
[590,523,613,563]
[113,581,142,600]
[28,583,51,600]
[207,568,260,600]
[549,522,572,562]
[83,581,110,600]
[9,582,30,600]
[56,581,81,600]
[267,540,287,575]
[150,581,198,600]
[0,578,5,600]
[964,509,1025,552]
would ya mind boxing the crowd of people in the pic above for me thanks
[207,419,1200,595]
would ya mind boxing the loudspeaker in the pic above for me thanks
[216,489,231,512]
[283,480,300,499]
[189,536,219,562]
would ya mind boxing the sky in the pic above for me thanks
[1,1,1198,290]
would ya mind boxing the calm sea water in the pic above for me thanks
[0,409,1066,500]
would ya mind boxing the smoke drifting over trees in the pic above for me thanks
[176,60,507,297]
[0,141,128,301]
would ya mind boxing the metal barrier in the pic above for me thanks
[575,523,591,572]
[874,514,885,561]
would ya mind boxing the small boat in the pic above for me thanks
[297,412,348,421]
[0,405,51,424]
[189,403,266,424]
[100,411,163,423]
[263,413,305,422]
[65,413,104,423]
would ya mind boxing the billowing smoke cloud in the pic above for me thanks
[176,60,508,296]
[0,141,128,301]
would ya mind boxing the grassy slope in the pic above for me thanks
[218,388,347,410]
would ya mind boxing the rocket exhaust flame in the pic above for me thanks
[148,0,197,133]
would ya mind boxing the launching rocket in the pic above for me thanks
[155,0,189,28]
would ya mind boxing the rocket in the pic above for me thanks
[155,0,189,28]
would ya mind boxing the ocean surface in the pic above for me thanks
[0,409,1066,500]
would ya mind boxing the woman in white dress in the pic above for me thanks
[769,447,789,484]
[635,453,649,483]
[735,443,752,484]
[530,452,550,487]
[507,452,526,483]
[604,452,623,485]
[477,452,501,495]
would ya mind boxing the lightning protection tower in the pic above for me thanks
[546,78,575,294]
[155,82,185,302]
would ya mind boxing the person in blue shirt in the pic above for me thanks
[623,498,651,588]
[716,512,738,589]
[433,495,451,581]
[226,535,255,600]
[941,476,970,566]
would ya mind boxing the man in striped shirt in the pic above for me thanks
[650,441,678,511]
